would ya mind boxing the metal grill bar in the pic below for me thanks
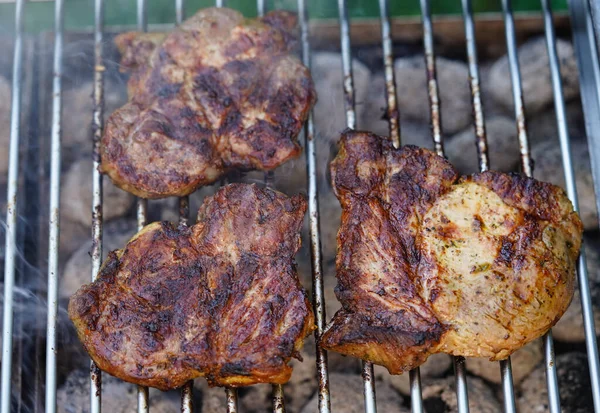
[500,1,563,412]
[226,388,238,412]
[256,1,286,409]
[500,0,533,177]
[377,1,424,412]
[336,1,377,412]
[297,0,331,411]
[174,2,195,411]
[419,1,470,410]
[90,0,105,411]
[272,384,286,413]
[569,3,600,412]
[543,1,600,411]
[460,1,517,411]
[0,0,24,412]
[45,0,65,411]
[461,0,488,172]
[134,1,150,411]
[378,0,400,148]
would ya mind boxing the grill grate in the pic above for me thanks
[1,0,600,413]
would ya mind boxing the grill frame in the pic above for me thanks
[0,1,599,413]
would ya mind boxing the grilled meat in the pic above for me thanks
[69,184,314,390]
[101,8,316,199]
[321,130,582,374]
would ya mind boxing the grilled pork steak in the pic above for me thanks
[321,130,582,374]
[69,184,314,390]
[101,8,316,198]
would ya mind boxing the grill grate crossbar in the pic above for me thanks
[461,0,518,411]
[336,1,377,412]
[90,0,106,411]
[544,0,600,410]
[45,0,65,411]
[419,0,471,410]
[297,0,332,410]
[1,0,25,412]
[377,1,425,412]
[500,1,563,412]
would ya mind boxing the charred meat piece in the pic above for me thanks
[69,184,314,390]
[321,130,582,374]
[101,8,316,198]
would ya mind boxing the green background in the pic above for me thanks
[0,0,569,34]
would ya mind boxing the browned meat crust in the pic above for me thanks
[321,130,582,374]
[69,184,314,390]
[101,8,316,199]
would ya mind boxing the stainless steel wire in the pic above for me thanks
[419,1,469,410]
[336,1,376,412]
[460,0,488,172]
[174,3,194,412]
[419,0,444,156]
[251,4,287,411]
[45,0,65,412]
[543,0,600,411]
[500,0,560,411]
[226,388,238,413]
[135,1,150,411]
[91,0,105,411]
[257,0,265,17]
[181,381,193,413]
[378,1,423,411]
[272,384,286,413]
[569,0,600,406]
[500,0,533,177]
[0,1,25,412]
[460,1,516,411]
[297,0,331,411]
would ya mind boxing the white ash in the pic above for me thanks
[517,352,593,413]
[61,157,135,227]
[375,353,451,395]
[445,116,521,174]
[394,56,472,134]
[0,74,10,181]
[531,138,598,230]
[553,235,600,343]
[422,376,501,413]
[301,372,407,413]
[488,37,579,115]
[465,339,542,385]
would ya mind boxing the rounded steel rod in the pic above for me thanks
[226,388,238,412]
[378,0,423,411]
[135,0,150,411]
[337,1,377,411]
[419,1,470,410]
[461,0,517,411]
[500,0,560,411]
[297,0,331,410]
[1,0,25,411]
[45,0,65,411]
[90,0,106,411]
[542,0,600,410]
[174,2,194,413]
